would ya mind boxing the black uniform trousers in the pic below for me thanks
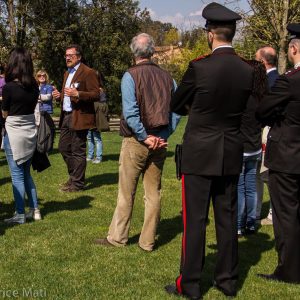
[269,170,300,283]
[176,174,239,298]
[58,113,88,189]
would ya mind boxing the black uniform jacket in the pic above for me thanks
[257,67,300,174]
[171,47,254,176]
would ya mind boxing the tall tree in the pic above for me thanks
[244,0,300,73]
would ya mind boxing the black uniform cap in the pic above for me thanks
[202,2,242,27]
[287,23,300,40]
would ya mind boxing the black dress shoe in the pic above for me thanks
[213,281,237,298]
[257,273,281,282]
[164,284,202,300]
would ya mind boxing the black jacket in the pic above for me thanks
[257,67,300,174]
[171,47,254,176]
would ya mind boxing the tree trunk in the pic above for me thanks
[7,0,16,45]
[277,0,289,74]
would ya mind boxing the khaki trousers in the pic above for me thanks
[107,137,167,251]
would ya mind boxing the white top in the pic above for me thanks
[212,45,233,52]
[63,63,80,112]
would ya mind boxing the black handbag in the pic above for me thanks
[175,144,182,180]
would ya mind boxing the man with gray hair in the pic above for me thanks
[95,33,180,251]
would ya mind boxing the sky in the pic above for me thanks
[138,0,251,30]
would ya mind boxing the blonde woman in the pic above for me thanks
[35,70,54,115]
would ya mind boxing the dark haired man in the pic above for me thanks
[165,2,257,299]
[53,44,99,192]
[257,23,300,284]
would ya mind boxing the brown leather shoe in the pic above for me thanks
[94,238,115,247]
[59,181,71,188]
[59,186,83,193]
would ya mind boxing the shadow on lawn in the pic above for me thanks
[199,232,274,296]
[127,215,182,249]
[0,158,7,167]
[0,177,10,186]
[40,195,94,217]
[0,196,94,236]
[85,172,118,189]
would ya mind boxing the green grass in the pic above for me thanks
[0,119,299,299]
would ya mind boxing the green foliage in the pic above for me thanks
[139,11,174,46]
[164,35,210,84]
[78,0,141,114]
[164,28,180,46]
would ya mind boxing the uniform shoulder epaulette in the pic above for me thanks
[285,67,300,77]
[192,54,210,62]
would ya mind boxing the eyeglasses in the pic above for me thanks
[37,74,46,77]
[65,54,77,59]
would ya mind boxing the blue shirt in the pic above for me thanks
[121,72,180,141]
[63,63,80,112]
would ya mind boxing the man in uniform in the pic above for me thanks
[165,2,256,299]
[256,24,300,284]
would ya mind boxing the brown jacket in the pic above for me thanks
[59,63,99,130]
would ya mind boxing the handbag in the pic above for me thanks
[175,144,182,180]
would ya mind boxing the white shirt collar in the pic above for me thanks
[294,62,300,69]
[74,63,81,71]
[267,67,277,74]
[212,45,233,53]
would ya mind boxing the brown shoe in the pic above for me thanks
[59,181,71,188]
[59,186,83,193]
[94,238,115,247]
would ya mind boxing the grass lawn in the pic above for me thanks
[0,118,299,299]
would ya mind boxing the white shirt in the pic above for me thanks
[212,45,233,52]
[267,67,277,74]
[63,63,80,112]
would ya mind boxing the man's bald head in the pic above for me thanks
[255,46,277,70]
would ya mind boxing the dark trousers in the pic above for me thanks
[269,170,300,283]
[58,114,88,189]
[176,174,239,298]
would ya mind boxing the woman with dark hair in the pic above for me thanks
[1,47,41,224]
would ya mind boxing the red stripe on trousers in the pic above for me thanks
[176,174,187,294]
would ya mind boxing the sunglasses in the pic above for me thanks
[37,74,46,77]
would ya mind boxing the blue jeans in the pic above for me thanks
[237,154,260,230]
[87,129,103,160]
[3,134,38,214]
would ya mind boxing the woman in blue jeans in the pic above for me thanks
[1,47,41,224]
[237,61,267,237]
[237,153,261,235]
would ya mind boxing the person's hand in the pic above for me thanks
[64,87,79,98]
[52,87,61,99]
[143,135,168,150]
[2,110,8,119]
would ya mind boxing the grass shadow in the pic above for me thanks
[0,196,94,236]
[199,232,273,296]
[40,195,94,217]
[85,173,118,189]
[0,177,10,186]
[103,154,120,162]
[127,215,183,250]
